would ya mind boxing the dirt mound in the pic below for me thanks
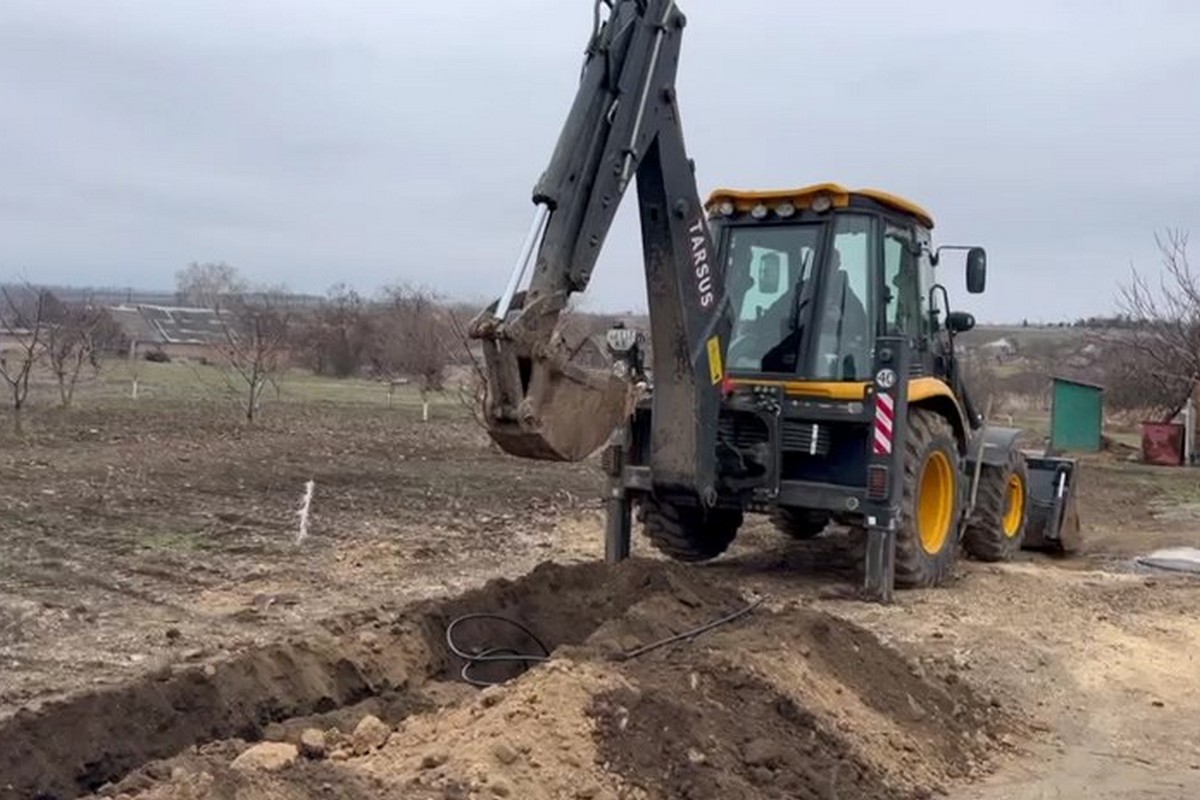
[591,608,1012,799]
[98,661,625,800]
[1,560,738,800]
[360,659,630,800]
[420,559,747,683]
[593,657,882,799]
[3,559,1016,800]
[0,632,434,800]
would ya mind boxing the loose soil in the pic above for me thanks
[5,391,1200,799]
[1,561,1011,800]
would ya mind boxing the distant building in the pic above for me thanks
[981,337,1016,363]
[108,304,227,360]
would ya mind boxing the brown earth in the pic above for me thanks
[0,400,603,717]
[4,393,1200,799]
[5,560,1010,800]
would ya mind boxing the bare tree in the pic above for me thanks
[44,302,126,407]
[446,306,492,429]
[1110,229,1199,421]
[0,285,54,427]
[376,285,451,420]
[176,261,247,309]
[960,354,1000,411]
[1003,371,1053,408]
[214,293,292,422]
[298,284,376,377]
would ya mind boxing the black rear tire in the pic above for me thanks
[771,507,831,540]
[895,409,963,588]
[963,448,1028,562]
[638,496,743,562]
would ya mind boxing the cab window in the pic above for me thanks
[723,224,821,372]
[812,214,875,380]
[884,224,920,336]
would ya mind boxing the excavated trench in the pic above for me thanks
[1,560,1021,800]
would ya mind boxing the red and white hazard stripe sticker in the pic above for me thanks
[873,392,895,455]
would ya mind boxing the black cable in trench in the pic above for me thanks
[445,596,766,686]
[444,613,551,687]
[614,596,766,661]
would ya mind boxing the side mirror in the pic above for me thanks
[758,254,781,294]
[946,310,976,333]
[966,248,987,294]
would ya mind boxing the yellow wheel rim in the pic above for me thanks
[917,451,955,555]
[1002,474,1025,538]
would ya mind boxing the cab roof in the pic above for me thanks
[705,182,935,229]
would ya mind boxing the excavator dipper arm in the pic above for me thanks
[470,0,730,502]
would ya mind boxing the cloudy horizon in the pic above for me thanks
[2,0,1198,324]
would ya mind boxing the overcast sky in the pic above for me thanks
[2,1,1198,323]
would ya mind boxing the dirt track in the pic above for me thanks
[3,396,1200,799]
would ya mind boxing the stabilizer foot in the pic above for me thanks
[605,488,632,563]
[863,519,896,604]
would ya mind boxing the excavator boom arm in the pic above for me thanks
[471,0,730,500]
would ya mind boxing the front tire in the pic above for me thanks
[638,496,743,562]
[963,448,1028,561]
[895,409,963,588]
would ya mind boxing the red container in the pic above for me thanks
[1142,421,1184,466]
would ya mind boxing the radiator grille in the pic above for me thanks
[781,420,832,455]
[718,411,831,456]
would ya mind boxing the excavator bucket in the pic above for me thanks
[1021,453,1082,553]
[486,349,632,462]
[473,301,634,462]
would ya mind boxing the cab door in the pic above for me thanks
[883,222,935,376]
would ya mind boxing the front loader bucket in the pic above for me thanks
[1022,452,1082,553]
[479,336,634,462]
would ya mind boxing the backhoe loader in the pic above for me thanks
[469,0,1080,599]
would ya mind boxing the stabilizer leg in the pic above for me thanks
[863,517,896,603]
[605,485,632,563]
[860,335,910,604]
[602,424,633,564]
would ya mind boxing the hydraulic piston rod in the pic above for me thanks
[495,204,550,322]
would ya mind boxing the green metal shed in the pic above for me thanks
[1050,376,1104,453]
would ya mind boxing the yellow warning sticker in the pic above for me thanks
[706,336,723,385]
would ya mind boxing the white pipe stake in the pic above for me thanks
[296,479,315,544]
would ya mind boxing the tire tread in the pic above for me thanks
[639,497,743,562]
[894,409,961,588]
[963,448,1028,562]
